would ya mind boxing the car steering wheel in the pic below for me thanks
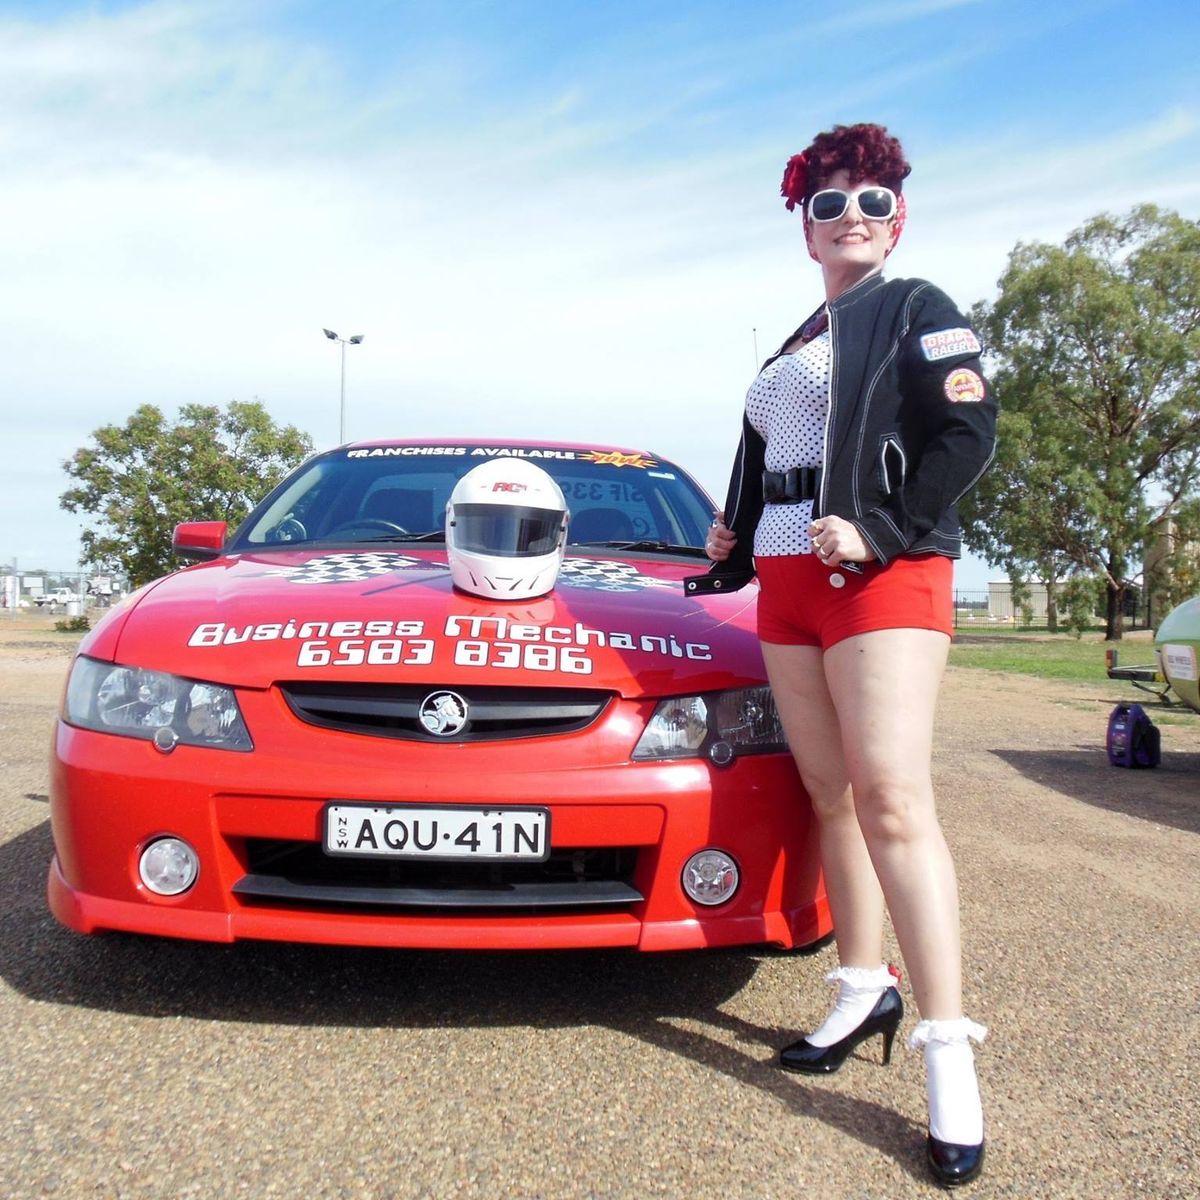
[328,518,409,535]
[271,517,308,543]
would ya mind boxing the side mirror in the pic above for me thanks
[173,521,228,561]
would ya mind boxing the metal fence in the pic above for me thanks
[0,573,1148,632]
[1,568,129,613]
[954,587,1152,632]
[952,590,995,629]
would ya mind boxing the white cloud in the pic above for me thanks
[808,0,985,36]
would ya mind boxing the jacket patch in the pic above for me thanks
[944,368,986,403]
[921,328,981,361]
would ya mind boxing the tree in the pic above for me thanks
[62,401,314,586]
[961,205,1200,639]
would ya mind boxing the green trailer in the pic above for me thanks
[1155,596,1200,714]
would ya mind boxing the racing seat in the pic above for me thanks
[358,487,434,531]
[569,507,636,543]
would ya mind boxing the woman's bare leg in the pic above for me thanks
[822,627,983,1159]
[761,642,885,969]
[821,627,961,1019]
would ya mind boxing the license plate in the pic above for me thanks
[324,803,550,861]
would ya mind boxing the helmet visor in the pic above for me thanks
[452,504,564,557]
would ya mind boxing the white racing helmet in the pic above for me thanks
[445,459,569,599]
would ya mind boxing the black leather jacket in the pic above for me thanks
[686,272,996,596]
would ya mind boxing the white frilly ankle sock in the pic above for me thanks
[805,963,897,1048]
[908,1017,988,1145]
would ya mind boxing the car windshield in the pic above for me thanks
[231,445,715,554]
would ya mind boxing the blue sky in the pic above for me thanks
[2,0,1199,590]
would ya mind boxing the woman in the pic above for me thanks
[687,123,995,1186]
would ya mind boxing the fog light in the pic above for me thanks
[138,837,199,896]
[152,726,179,754]
[681,848,739,906]
[708,740,734,767]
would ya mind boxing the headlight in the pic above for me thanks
[632,686,788,762]
[64,656,253,752]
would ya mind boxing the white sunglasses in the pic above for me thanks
[807,186,897,223]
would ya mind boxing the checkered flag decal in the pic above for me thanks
[557,559,676,593]
[265,552,427,585]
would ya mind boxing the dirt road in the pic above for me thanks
[1,622,1196,1198]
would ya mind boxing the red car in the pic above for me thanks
[49,440,829,952]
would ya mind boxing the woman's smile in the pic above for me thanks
[808,168,896,296]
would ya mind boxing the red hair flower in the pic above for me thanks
[781,152,809,212]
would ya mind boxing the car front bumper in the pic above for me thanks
[48,702,829,952]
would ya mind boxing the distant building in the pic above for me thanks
[987,581,1047,622]
[1144,516,1200,626]
[986,524,1200,628]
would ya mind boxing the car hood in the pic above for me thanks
[91,549,764,698]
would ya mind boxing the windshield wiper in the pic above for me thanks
[363,531,446,543]
[571,540,709,558]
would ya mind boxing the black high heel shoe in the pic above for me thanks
[927,1136,984,1188]
[779,986,903,1074]
[913,1016,988,1187]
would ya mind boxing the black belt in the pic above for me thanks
[763,467,822,503]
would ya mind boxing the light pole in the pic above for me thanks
[323,329,364,443]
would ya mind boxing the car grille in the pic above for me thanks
[234,839,642,911]
[278,682,613,742]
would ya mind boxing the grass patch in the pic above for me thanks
[948,633,1140,685]
[948,632,1197,720]
[1152,710,1198,726]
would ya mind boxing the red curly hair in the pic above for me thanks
[781,123,911,211]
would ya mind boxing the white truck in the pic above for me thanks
[34,587,83,608]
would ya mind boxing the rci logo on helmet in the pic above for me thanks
[1106,702,1161,768]
[445,459,568,600]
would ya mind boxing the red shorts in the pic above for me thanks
[755,553,953,649]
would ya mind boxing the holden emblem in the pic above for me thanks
[419,690,468,736]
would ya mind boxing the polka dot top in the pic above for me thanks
[746,327,831,557]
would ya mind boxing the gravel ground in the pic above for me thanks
[1,619,1197,1199]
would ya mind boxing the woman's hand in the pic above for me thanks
[706,513,737,562]
[809,516,875,566]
